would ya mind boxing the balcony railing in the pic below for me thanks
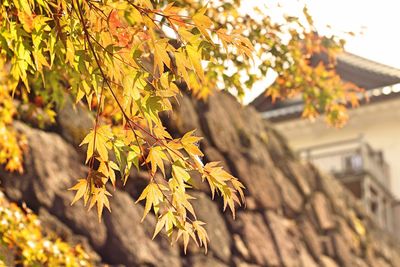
[298,137,391,190]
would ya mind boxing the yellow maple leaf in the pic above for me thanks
[136,182,166,221]
[68,179,89,205]
[145,146,168,176]
[80,126,112,163]
[192,6,213,40]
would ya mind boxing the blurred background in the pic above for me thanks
[249,0,400,241]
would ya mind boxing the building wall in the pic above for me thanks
[274,97,400,198]
[393,202,400,239]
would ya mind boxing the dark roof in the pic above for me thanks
[251,52,400,121]
[323,52,400,89]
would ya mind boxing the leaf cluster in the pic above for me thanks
[0,192,92,266]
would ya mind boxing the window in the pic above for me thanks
[344,154,363,172]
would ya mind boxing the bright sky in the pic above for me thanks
[242,0,400,103]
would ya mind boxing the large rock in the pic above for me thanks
[102,190,181,267]
[165,94,203,136]
[2,92,400,267]
[285,161,315,197]
[264,124,294,162]
[320,256,340,267]
[0,123,108,249]
[203,145,232,173]
[191,192,232,263]
[274,169,303,216]
[236,213,280,266]
[51,191,107,249]
[332,233,353,267]
[298,244,318,267]
[353,258,369,267]
[233,234,251,261]
[298,217,322,260]
[265,211,300,267]
[57,95,94,147]
[311,192,336,231]
[337,217,361,255]
[317,172,348,217]
[232,154,282,210]
[190,255,228,267]
[4,123,80,208]
[201,93,243,154]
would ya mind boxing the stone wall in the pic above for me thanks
[1,92,400,266]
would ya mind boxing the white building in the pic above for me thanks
[251,52,400,236]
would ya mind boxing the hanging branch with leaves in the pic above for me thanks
[0,0,360,252]
[0,0,250,252]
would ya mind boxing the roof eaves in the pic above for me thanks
[337,53,400,79]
